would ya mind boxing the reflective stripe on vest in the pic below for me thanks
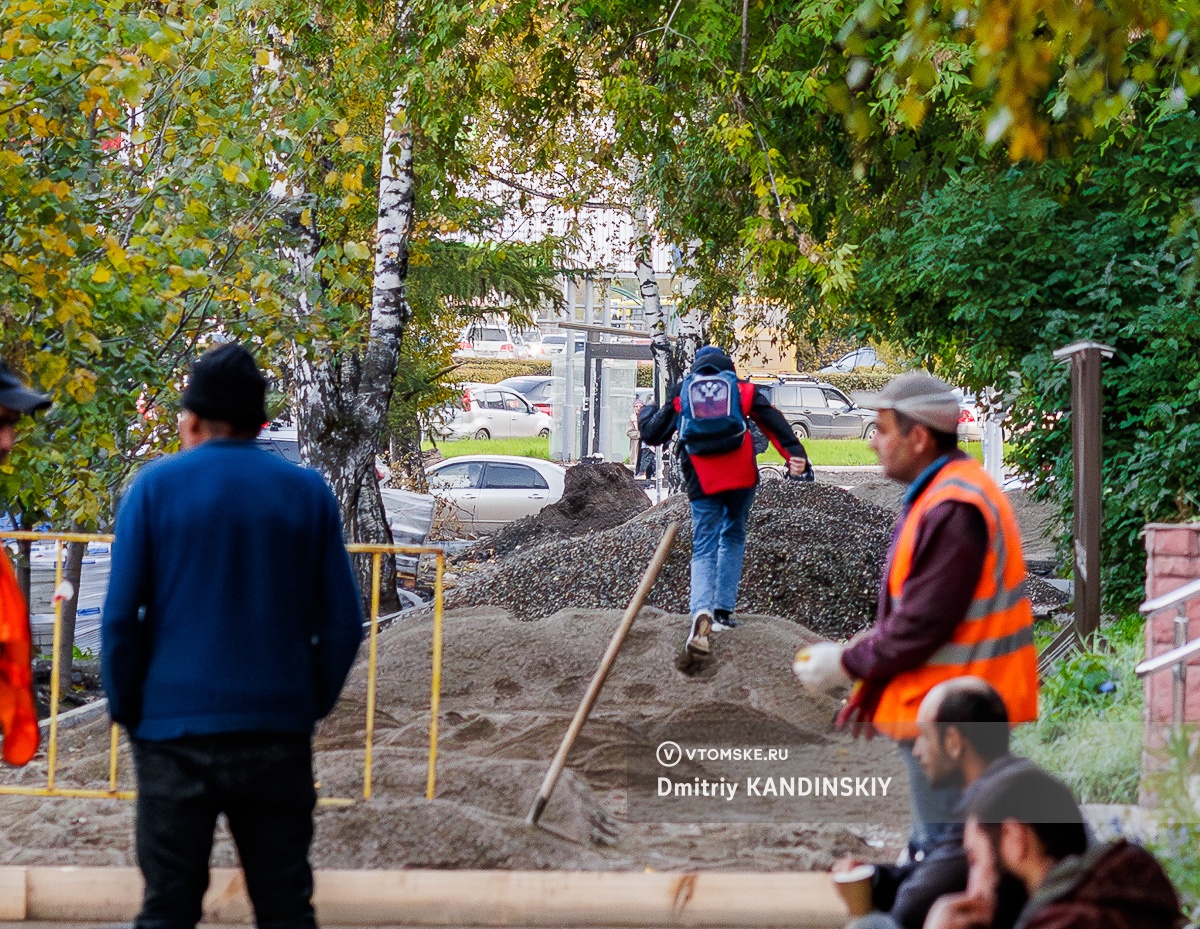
[871,457,1038,740]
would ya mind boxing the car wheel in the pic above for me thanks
[791,421,809,439]
[863,423,878,442]
[473,428,491,440]
[538,428,550,438]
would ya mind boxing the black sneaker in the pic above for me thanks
[686,612,712,656]
[712,609,742,631]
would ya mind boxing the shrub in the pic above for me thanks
[450,359,553,383]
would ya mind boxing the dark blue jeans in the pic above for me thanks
[688,487,756,618]
[131,733,317,929]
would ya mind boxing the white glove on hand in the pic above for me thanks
[792,643,851,694]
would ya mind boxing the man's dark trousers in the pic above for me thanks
[131,733,317,929]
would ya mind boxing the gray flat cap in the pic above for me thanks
[852,372,960,434]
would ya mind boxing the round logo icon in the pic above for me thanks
[656,740,682,767]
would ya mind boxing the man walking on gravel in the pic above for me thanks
[0,358,51,766]
[639,346,810,659]
[102,343,363,929]
[792,372,1036,860]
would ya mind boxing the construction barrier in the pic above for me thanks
[0,866,849,926]
[0,531,445,806]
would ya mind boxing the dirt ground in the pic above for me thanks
[0,606,905,871]
[0,469,1064,872]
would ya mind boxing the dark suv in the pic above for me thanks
[753,377,878,440]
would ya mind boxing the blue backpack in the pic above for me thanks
[677,369,748,456]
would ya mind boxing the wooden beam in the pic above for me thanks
[6,867,848,927]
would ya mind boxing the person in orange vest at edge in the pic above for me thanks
[0,357,52,767]
[792,372,1037,863]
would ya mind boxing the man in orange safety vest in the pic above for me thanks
[792,372,1037,861]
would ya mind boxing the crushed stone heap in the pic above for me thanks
[450,481,894,640]
[462,462,650,562]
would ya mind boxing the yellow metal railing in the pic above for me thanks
[1,531,445,806]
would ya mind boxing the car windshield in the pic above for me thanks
[467,327,507,342]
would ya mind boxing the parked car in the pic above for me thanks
[425,455,566,532]
[540,331,586,355]
[519,329,547,357]
[498,375,558,416]
[955,389,984,441]
[453,321,528,359]
[255,425,393,481]
[817,347,887,373]
[430,383,552,440]
[752,377,877,440]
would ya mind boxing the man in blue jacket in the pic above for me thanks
[102,343,363,929]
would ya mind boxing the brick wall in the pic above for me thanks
[1142,524,1200,800]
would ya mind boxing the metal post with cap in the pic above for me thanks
[1051,340,1114,644]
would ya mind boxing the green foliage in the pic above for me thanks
[0,0,301,530]
[447,359,553,384]
[1012,614,1145,804]
[1146,729,1200,921]
[810,371,895,393]
[838,0,1200,161]
[852,110,1200,608]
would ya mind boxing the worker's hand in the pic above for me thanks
[923,890,995,929]
[787,456,808,478]
[792,642,851,693]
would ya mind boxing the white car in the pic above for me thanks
[429,383,552,440]
[425,455,565,532]
[453,321,527,359]
[540,331,586,355]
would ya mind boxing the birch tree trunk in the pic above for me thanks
[634,200,678,391]
[291,8,415,614]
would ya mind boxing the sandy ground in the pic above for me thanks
[0,606,906,871]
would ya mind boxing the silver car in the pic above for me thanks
[426,455,566,532]
[430,383,552,440]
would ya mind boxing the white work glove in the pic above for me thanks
[792,643,851,694]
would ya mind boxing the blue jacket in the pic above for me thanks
[101,439,363,740]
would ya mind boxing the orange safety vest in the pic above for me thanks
[0,549,39,766]
[870,457,1038,740]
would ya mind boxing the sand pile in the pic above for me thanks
[0,606,905,870]
[450,482,894,640]
[463,462,650,561]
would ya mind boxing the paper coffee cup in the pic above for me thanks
[832,864,876,917]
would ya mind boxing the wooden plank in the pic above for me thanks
[0,867,27,920]
[22,867,847,927]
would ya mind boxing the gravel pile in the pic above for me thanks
[461,462,649,562]
[449,481,894,640]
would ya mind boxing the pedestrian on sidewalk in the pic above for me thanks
[102,343,363,929]
[638,346,810,658]
[0,358,51,767]
[792,372,1037,861]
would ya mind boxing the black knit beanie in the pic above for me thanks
[181,343,268,431]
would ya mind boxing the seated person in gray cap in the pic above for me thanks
[793,372,1038,861]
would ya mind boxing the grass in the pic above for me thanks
[424,437,552,459]
[425,436,1012,469]
[1012,613,1145,805]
